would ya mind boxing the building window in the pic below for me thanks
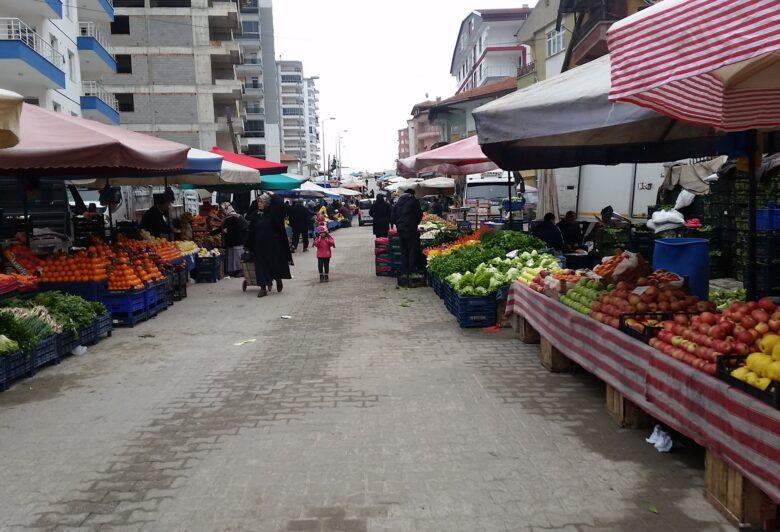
[281,75,302,83]
[52,102,62,113]
[242,21,259,35]
[114,0,144,6]
[64,0,72,20]
[111,16,130,35]
[283,108,303,116]
[50,35,59,56]
[67,51,75,80]
[546,29,565,57]
[115,93,135,112]
[116,54,132,73]
[245,144,266,157]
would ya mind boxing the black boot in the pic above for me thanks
[276,279,283,292]
[319,274,325,282]
[257,287,268,298]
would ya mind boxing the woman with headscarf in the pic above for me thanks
[245,193,292,297]
[369,193,391,238]
[219,202,248,277]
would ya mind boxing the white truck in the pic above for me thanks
[552,163,665,220]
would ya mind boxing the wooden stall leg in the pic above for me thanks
[495,300,511,328]
[540,336,572,372]
[704,451,778,530]
[605,383,652,429]
[511,315,540,344]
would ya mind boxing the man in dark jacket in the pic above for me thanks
[287,199,312,253]
[532,212,565,252]
[140,194,172,238]
[430,197,444,217]
[369,194,391,237]
[557,210,583,251]
[391,189,424,277]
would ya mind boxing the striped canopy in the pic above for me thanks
[607,0,780,132]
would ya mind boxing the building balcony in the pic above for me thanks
[236,61,262,75]
[240,136,266,147]
[77,0,114,22]
[238,0,258,13]
[80,81,119,124]
[517,61,536,78]
[243,129,265,138]
[0,18,65,91]
[209,38,241,63]
[245,109,265,119]
[77,22,116,74]
[4,0,62,22]
[242,83,263,96]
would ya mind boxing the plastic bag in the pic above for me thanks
[613,251,638,279]
[674,189,696,210]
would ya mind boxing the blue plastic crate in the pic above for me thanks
[38,281,107,302]
[102,288,147,315]
[77,323,96,346]
[112,308,148,328]
[56,331,79,357]
[455,295,497,328]
[93,314,113,340]
[32,336,58,369]
[757,207,779,231]
[1,350,33,390]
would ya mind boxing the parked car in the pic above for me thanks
[358,198,375,226]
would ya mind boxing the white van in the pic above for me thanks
[464,172,523,217]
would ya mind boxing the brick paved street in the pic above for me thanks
[0,227,730,531]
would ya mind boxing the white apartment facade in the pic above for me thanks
[0,0,119,123]
[235,0,280,161]
[450,7,531,94]
[277,60,321,175]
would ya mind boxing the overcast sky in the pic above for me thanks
[273,0,536,173]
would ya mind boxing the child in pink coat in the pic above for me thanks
[313,226,335,282]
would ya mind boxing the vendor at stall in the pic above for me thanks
[531,213,565,252]
[140,194,173,238]
[557,211,583,251]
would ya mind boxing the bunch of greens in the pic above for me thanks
[446,251,559,296]
[710,288,746,310]
[1,291,100,332]
[424,228,464,249]
[479,230,545,253]
[0,308,55,352]
[0,334,20,356]
[428,244,504,279]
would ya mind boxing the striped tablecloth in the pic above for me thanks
[507,281,780,503]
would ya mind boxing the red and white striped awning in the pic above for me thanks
[607,0,780,132]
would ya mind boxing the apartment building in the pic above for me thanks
[302,76,320,173]
[450,7,531,94]
[101,0,242,151]
[277,60,320,174]
[397,127,410,160]
[0,0,118,123]
[235,0,280,161]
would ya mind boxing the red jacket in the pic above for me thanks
[313,234,335,258]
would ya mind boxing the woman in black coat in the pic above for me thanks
[245,194,292,297]
[369,194,391,238]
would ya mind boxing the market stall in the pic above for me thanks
[397,135,498,177]
[505,281,780,506]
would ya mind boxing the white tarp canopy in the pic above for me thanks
[385,178,423,192]
[0,89,23,149]
[409,176,456,196]
[473,55,723,171]
[299,180,340,198]
[330,187,361,197]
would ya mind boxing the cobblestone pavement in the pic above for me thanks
[0,227,730,531]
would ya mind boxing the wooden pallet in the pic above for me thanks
[605,383,652,429]
[704,451,778,530]
[539,336,573,373]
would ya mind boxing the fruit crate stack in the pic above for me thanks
[448,291,497,328]
[71,216,106,247]
[172,268,188,300]
[193,255,224,283]
[388,232,403,277]
[374,237,391,276]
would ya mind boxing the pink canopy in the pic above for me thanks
[0,103,189,176]
[397,135,497,177]
[607,0,780,132]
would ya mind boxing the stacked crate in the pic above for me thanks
[374,237,391,276]
[388,232,403,277]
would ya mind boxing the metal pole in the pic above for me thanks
[105,177,113,244]
[746,129,758,300]
[19,176,30,241]
[507,171,513,228]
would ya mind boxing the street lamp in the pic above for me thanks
[322,116,335,176]
[337,130,349,179]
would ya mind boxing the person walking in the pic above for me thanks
[287,199,312,253]
[391,188,424,280]
[369,194,391,238]
[245,194,292,297]
[219,202,248,277]
[313,226,335,283]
